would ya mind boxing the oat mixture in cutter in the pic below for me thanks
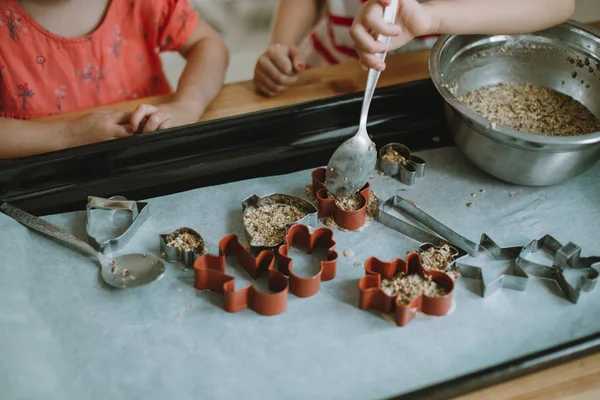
[244,203,309,246]
[381,147,407,164]
[381,272,447,304]
[165,232,205,253]
[458,82,600,136]
[420,244,460,281]
[326,191,365,211]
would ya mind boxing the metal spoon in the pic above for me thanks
[325,0,399,197]
[0,202,165,288]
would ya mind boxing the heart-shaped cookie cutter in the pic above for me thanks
[86,196,150,254]
[242,193,318,252]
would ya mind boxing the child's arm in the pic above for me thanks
[253,0,325,97]
[0,112,132,160]
[130,17,229,133]
[351,0,576,70]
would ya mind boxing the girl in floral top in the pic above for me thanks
[0,0,228,159]
[253,0,575,97]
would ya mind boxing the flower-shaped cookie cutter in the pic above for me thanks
[378,143,426,186]
[85,195,150,254]
[359,252,455,327]
[242,193,318,253]
[194,234,289,316]
[159,227,207,269]
[278,224,338,298]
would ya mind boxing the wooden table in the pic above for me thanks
[40,22,600,400]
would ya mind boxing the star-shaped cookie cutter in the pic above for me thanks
[517,235,600,303]
[194,234,289,316]
[378,143,426,186]
[457,235,529,298]
[277,224,338,298]
[85,195,150,254]
[359,252,455,327]
[242,193,318,253]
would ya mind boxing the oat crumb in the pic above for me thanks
[343,250,355,257]
[466,202,473,207]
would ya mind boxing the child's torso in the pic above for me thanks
[0,0,191,119]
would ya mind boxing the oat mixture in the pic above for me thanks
[458,83,600,136]
[243,203,308,246]
[420,244,460,281]
[165,231,205,253]
[381,272,447,304]
[381,147,407,164]
[326,191,365,211]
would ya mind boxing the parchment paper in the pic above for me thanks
[1,147,599,400]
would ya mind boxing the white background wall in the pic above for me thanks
[162,0,600,86]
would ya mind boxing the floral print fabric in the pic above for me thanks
[0,0,198,119]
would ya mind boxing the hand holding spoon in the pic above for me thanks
[1,202,165,288]
[325,0,399,197]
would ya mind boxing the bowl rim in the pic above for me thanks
[429,19,600,147]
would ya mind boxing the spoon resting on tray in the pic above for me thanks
[0,202,165,289]
[325,0,399,198]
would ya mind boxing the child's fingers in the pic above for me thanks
[356,50,386,71]
[256,56,298,86]
[288,47,306,72]
[254,68,289,95]
[268,45,295,75]
[362,2,402,37]
[130,104,158,131]
[158,120,173,131]
[350,23,387,54]
[142,111,170,133]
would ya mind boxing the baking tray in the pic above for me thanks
[0,78,598,399]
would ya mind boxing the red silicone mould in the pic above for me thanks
[359,252,454,327]
[311,167,370,231]
[194,234,289,316]
[278,224,338,298]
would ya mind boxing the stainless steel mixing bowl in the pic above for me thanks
[429,20,600,186]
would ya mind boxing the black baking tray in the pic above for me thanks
[0,78,598,399]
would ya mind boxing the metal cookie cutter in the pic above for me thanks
[359,252,455,327]
[159,227,207,269]
[242,193,318,253]
[378,143,426,186]
[193,234,289,316]
[86,196,150,254]
[277,224,338,298]
[517,235,600,303]
[377,195,529,296]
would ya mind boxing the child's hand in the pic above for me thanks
[253,44,306,97]
[350,0,433,70]
[70,111,133,144]
[129,102,202,133]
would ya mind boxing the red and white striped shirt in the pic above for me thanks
[300,0,440,68]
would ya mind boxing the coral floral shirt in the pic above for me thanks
[0,0,198,119]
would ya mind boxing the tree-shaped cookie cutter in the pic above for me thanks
[359,252,455,327]
[194,234,289,316]
[278,224,338,298]
[85,195,150,254]
[378,143,426,186]
[311,168,370,231]
[242,193,318,253]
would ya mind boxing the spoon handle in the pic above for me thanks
[1,202,104,261]
[358,0,399,131]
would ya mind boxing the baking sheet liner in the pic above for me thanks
[1,147,599,400]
